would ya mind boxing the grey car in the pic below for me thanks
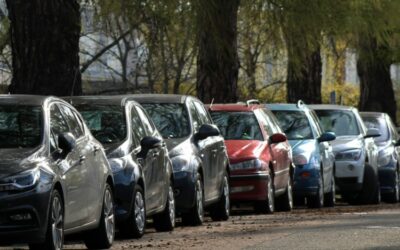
[0,95,115,250]
[66,96,175,238]
[131,94,230,226]
[361,112,400,203]
[311,105,381,204]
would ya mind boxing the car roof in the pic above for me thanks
[0,94,62,106]
[267,103,310,111]
[127,94,195,104]
[359,111,386,118]
[208,103,261,112]
[64,95,141,106]
[309,104,354,111]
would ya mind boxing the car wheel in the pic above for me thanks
[359,163,380,205]
[384,170,399,203]
[119,185,146,238]
[276,175,293,211]
[210,173,230,221]
[254,175,275,214]
[294,196,305,207]
[324,174,336,207]
[153,182,175,232]
[29,189,64,250]
[84,184,115,249]
[307,174,324,208]
[182,173,204,226]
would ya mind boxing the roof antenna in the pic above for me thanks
[209,98,214,109]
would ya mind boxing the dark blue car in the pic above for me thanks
[268,101,336,208]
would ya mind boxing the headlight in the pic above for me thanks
[108,158,127,173]
[0,168,40,191]
[230,159,263,170]
[335,149,362,161]
[171,155,191,172]
[378,147,394,167]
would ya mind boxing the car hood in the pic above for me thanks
[224,140,264,162]
[289,139,316,156]
[330,135,363,153]
[0,147,43,178]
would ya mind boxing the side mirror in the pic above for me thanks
[365,128,381,138]
[58,132,76,158]
[269,133,287,144]
[138,136,162,159]
[194,124,220,141]
[318,132,336,143]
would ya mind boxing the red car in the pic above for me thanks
[209,104,293,213]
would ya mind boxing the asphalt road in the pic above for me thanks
[3,203,400,250]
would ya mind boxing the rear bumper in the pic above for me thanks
[229,172,270,202]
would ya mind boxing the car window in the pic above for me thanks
[272,110,314,140]
[256,110,274,136]
[141,103,191,139]
[314,110,360,136]
[50,104,70,143]
[189,101,201,132]
[0,105,42,148]
[309,110,323,136]
[135,106,155,136]
[362,116,390,143]
[130,106,143,147]
[59,104,84,139]
[262,109,282,134]
[194,101,211,125]
[387,116,398,141]
[211,111,263,141]
[76,104,127,144]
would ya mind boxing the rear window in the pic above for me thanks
[210,111,263,141]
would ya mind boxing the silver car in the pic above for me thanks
[310,105,381,204]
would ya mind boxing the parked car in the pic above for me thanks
[268,101,336,208]
[0,95,115,250]
[131,94,230,226]
[66,96,175,238]
[310,105,381,204]
[209,103,293,213]
[360,112,400,203]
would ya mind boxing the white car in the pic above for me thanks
[310,105,381,204]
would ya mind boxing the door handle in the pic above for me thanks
[152,151,160,158]
[211,149,218,154]
[79,155,86,164]
[93,146,100,153]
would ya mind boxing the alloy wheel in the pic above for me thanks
[51,196,63,250]
[168,186,175,225]
[103,188,115,244]
[134,191,145,232]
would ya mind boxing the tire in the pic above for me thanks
[359,163,380,205]
[153,183,175,232]
[29,190,64,250]
[294,196,305,207]
[254,175,275,214]
[324,174,336,207]
[119,185,146,238]
[383,170,400,203]
[307,173,324,208]
[84,184,115,249]
[276,175,293,212]
[210,174,230,221]
[182,173,204,226]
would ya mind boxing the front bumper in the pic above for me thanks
[113,168,135,223]
[0,187,51,245]
[378,161,397,194]
[173,170,196,213]
[334,157,364,192]
[229,171,270,202]
[293,163,320,196]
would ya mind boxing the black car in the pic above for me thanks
[0,95,115,250]
[67,96,175,238]
[131,94,230,225]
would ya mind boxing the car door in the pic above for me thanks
[193,100,223,200]
[50,103,89,228]
[135,105,167,210]
[60,104,101,222]
[386,115,400,163]
[188,100,214,202]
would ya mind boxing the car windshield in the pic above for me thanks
[0,105,42,148]
[272,110,314,140]
[362,116,389,143]
[314,110,360,136]
[77,105,127,144]
[141,103,190,139]
[211,111,263,141]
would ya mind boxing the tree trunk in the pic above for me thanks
[6,0,81,96]
[196,0,240,104]
[286,46,322,104]
[357,37,397,124]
